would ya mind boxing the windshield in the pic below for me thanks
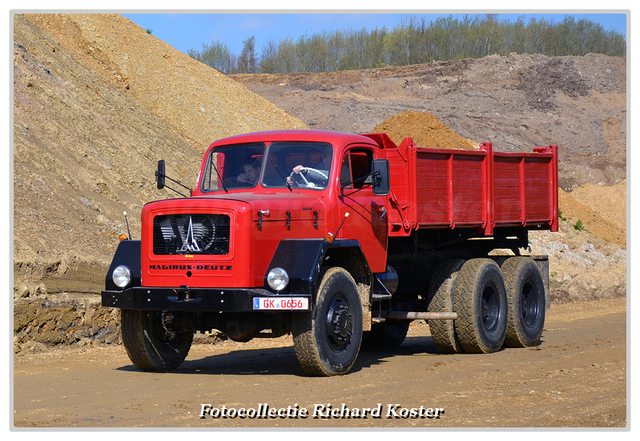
[201,142,265,192]
[201,141,333,192]
[264,142,333,190]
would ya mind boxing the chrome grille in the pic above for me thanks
[153,214,230,255]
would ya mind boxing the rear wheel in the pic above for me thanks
[501,257,546,347]
[121,309,193,371]
[292,267,363,376]
[453,259,508,353]
[427,259,466,354]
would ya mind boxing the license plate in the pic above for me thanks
[253,297,309,310]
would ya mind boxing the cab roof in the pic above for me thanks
[209,130,380,149]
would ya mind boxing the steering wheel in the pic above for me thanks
[289,169,310,186]
[302,167,328,180]
[288,167,328,188]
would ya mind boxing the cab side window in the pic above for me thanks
[340,148,374,189]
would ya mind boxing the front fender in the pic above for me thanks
[104,240,141,291]
[265,238,372,296]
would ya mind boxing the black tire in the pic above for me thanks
[362,320,410,348]
[121,309,193,371]
[292,267,363,376]
[453,259,508,353]
[427,259,466,354]
[501,257,546,347]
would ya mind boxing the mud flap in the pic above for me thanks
[532,255,550,310]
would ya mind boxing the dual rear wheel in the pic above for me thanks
[428,257,546,354]
[501,257,546,347]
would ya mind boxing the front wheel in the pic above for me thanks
[292,267,363,376]
[121,309,193,371]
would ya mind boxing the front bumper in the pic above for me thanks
[101,286,312,312]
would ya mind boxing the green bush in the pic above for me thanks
[559,210,568,222]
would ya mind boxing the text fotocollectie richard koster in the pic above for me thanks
[199,403,444,420]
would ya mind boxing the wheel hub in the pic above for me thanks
[326,299,352,350]
[521,281,540,327]
[160,311,178,340]
[481,286,500,333]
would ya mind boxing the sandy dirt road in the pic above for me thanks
[13,297,626,429]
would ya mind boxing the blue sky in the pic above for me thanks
[122,12,628,57]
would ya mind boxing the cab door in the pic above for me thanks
[337,147,388,273]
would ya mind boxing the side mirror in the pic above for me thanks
[156,160,166,190]
[371,159,390,196]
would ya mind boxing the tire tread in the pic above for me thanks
[427,259,466,354]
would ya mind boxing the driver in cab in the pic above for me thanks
[286,152,330,188]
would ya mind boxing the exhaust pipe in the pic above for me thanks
[381,311,458,320]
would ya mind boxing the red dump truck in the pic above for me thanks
[102,130,558,376]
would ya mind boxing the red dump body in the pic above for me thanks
[365,134,559,237]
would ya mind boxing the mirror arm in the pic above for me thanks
[156,160,192,197]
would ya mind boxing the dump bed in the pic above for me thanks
[365,134,558,237]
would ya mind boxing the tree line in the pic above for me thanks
[187,14,626,74]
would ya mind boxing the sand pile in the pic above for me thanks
[373,110,478,150]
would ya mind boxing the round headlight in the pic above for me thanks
[267,267,289,291]
[112,265,132,289]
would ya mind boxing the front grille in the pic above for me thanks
[153,214,230,255]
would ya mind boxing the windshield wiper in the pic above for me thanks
[268,155,293,192]
[211,159,229,193]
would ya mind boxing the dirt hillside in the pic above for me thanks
[13,14,307,295]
